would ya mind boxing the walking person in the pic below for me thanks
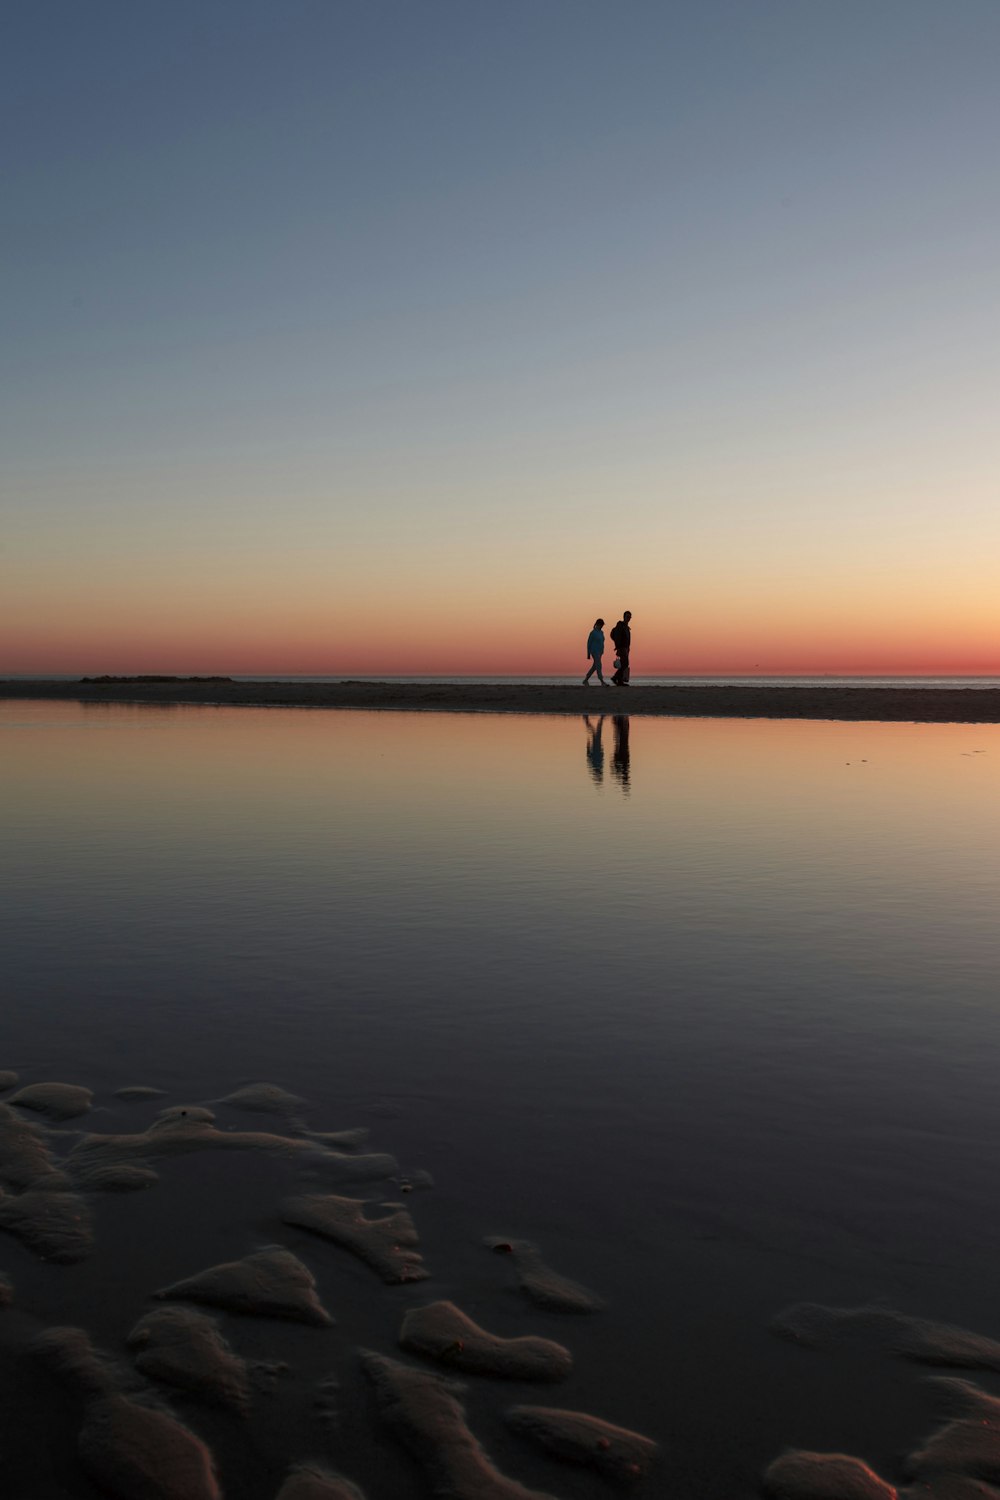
[583,618,611,686]
[611,611,632,686]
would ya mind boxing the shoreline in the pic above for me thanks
[4,678,1000,721]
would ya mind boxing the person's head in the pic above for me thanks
[594,618,604,629]
[624,610,632,622]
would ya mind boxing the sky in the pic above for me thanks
[3,0,999,676]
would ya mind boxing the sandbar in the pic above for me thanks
[6,678,1000,721]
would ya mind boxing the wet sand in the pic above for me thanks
[10,1074,1000,1499]
[0,1075,656,1499]
[5,677,1000,721]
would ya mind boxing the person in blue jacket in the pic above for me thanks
[583,618,610,686]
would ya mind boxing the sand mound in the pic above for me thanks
[763,1452,897,1498]
[307,1128,370,1150]
[283,1193,428,1283]
[401,1301,572,1381]
[310,1150,399,1184]
[506,1405,657,1482]
[33,1324,122,1396]
[36,1330,221,1497]
[128,1306,251,1411]
[908,1419,1000,1484]
[80,1393,221,1500]
[484,1238,602,1313]
[902,1378,1000,1487]
[156,1247,332,1326]
[0,1184,93,1261]
[75,1161,159,1192]
[8,1082,93,1120]
[216,1083,305,1114]
[773,1303,1000,1370]
[276,1465,367,1499]
[155,1104,217,1124]
[0,1102,61,1188]
[69,1107,361,1179]
[115,1086,168,1101]
[361,1351,558,1500]
[0,1071,18,1091]
[923,1376,1000,1422]
[762,1359,1000,1497]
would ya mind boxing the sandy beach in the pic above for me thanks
[5,677,1000,721]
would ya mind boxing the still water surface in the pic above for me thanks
[3,701,1000,1496]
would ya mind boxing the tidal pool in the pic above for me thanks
[3,700,1000,1498]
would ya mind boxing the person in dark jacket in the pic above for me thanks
[610,611,632,685]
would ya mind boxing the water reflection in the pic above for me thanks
[584,714,630,793]
[612,714,631,793]
[81,698,182,713]
[584,714,606,785]
[6,701,1000,1500]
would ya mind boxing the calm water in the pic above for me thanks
[3,700,1000,1497]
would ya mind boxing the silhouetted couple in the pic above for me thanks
[583,611,632,686]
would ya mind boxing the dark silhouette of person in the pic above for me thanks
[611,611,632,686]
[583,618,611,686]
[612,715,631,791]
[584,714,606,785]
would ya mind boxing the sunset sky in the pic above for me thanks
[4,0,999,677]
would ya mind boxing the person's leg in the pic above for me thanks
[621,649,630,685]
[583,659,596,683]
[596,656,610,685]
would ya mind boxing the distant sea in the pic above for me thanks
[4,674,1000,690]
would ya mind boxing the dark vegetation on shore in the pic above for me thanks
[80,675,235,683]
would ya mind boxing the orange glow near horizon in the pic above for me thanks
[7,631,1000,679]
[5,533,999,679]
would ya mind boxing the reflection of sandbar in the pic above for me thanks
[9,677,1000,722]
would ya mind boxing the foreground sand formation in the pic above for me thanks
[156,1248,334,1327]
[12,1066,1000,1496]
[361,1351,559,1500]
[400,1301,573,1381]
[0,1068,659,1499]
[765,1308,1000,1498]
[484,1236,604,1313]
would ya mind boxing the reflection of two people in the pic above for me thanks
[584,714,606,784]
[583,715,630,791]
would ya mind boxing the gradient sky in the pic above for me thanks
[4,0,999,675]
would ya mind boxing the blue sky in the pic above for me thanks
[4,1,1000,672]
